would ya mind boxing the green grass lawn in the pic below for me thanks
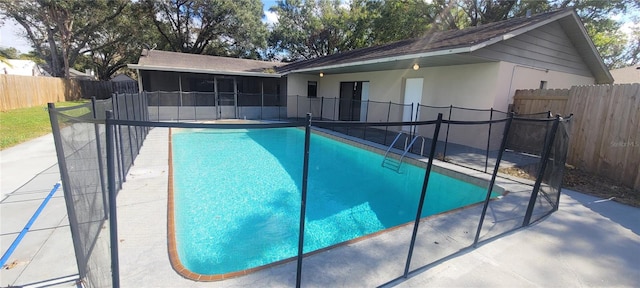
[0,101,88,150]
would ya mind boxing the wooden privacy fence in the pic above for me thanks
[513,84,640,190]
[1,75,80,111]
[1,74,138,111]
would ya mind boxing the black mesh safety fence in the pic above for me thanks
[400,113,510,277]
[391,112,571,280]
[523,115,573,225]
[48,94,149,288]
[415,106,500,173]
[330,101,413,143]
[539,117,572,216]
[506,110,552,154]
[300,118,446,286]
[49,90,572,287]
[49,102,111,288]
[468,115,573,247]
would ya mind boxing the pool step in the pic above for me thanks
[382,157,401,171]
[382,132,425,172]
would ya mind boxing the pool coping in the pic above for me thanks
[166,126,510,282]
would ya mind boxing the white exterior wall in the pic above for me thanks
[495,61,595,110]
[285,61,596,118]
[610,66,640,84]
[421,63,500,109]
[287,62,503,121]
[315,69,409,122]
[285,61,595,149]
[286,73,321,118]
[0,60,43,76]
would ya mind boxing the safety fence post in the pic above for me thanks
[403,113,443,277]
[296,113,312,288]
[474,113,513,246]
[106,111,121,288]
[47,103,87,279]
[484,108,494,173]
[443,105,453,159]
[523,115,560,226]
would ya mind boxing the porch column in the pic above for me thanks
[233,77,238,118]
[178,74,183,106]
[136,69,143,93]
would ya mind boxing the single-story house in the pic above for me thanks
[1,59,47,76]
[129,8,612,123]
[110,73,136,82]
[610,66,640,84]
[110,73,140,94]
[69,68,96,80]
[129,51,286,119]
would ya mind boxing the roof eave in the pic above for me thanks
[286,10,578,75]
[285,9,613,83]
[284,47,474,74]
[565,12,614,84]
[127,64,282,78]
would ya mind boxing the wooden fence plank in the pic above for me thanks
[513,84,640,190]
[620,84,640,188]
[1,75,137,111]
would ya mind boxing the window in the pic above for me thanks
[307,81,317,98]
[539,80,548,89]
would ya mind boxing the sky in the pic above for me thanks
[0,18,31,53]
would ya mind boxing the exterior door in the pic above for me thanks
[403,78,423,130]
[360,82,369,121]
[339,82,364,121]
[217,77,236,118]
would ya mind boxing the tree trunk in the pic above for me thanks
[46,28,62,77]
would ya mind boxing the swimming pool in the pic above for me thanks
[170,128,493,278]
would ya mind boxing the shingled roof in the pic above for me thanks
[129,8,611,83]
[277,8,611,83]
[131,50,284,77]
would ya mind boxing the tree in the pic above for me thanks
[142,0,268,58]
[268,0,372,61]
[0,49,11,66]
[267,0,638,68]
[83,2,159,80]
[0,47,20,59]
[566,0,640,68]
[0,0,128,78]
[451,0,639,68]
[365,0,469,44]
[18,51,45,64]
[622,25,640,66]
[366,0,436,44]
[0,47,45,66]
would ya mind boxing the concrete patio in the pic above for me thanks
[1,129,639,287]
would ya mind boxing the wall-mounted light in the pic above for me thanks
[319,72,324,77]
[413,63,420,70]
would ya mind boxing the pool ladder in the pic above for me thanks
[381,132,426,172]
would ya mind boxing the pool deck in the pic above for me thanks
[1,128,639,287]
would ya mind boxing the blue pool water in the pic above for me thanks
[171,128,491,275]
